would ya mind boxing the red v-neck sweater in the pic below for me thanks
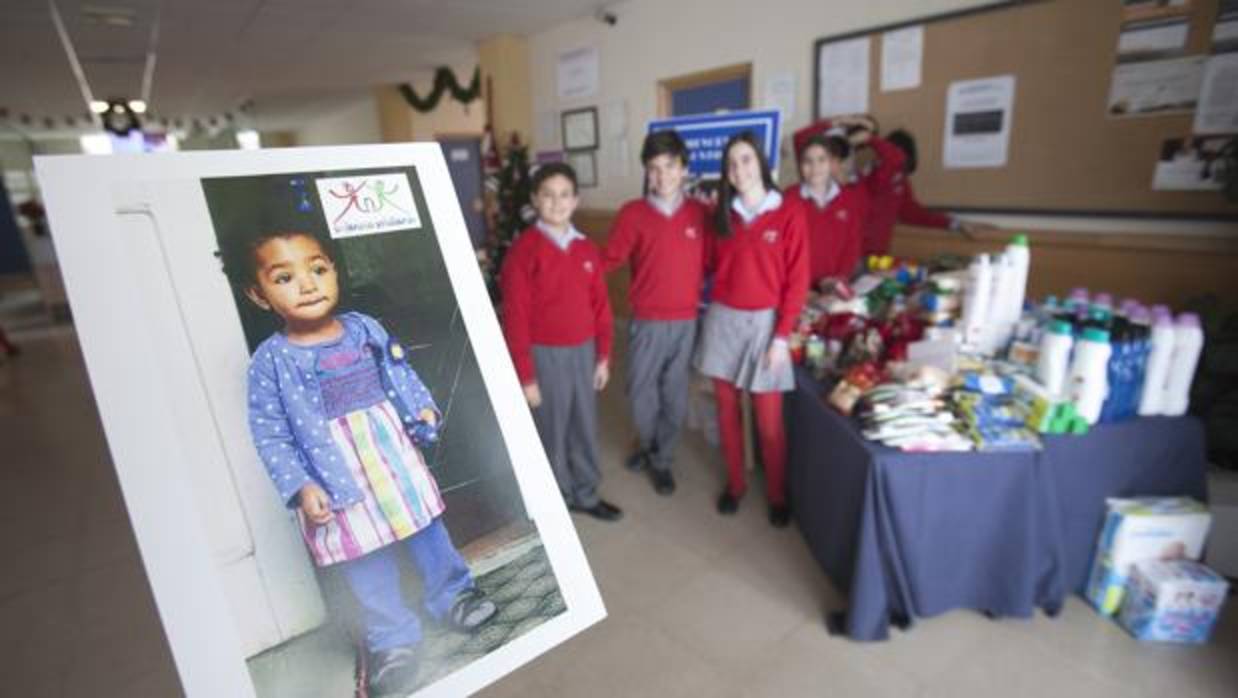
[601,198,711,321]
[710,199,809,338]
[500,226,614,385]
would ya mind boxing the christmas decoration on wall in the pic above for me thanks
[398,66,481,113]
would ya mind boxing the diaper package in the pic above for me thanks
[1085,497,1212,616]
[1117,559,1229,643]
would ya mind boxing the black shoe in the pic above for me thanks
[447,588,497,633]
[625,450,649,472]
[570,499,624,522]
[716,490,741,515]
[368,646,420,696]
[649,467,676,496]
[769,503,792,528]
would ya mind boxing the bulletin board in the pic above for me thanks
[813,0,1238,220]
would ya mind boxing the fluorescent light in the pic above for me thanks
[128,99,147,114]
[80,132,113,154]
[236,129,261,150]
[89,100,109,114]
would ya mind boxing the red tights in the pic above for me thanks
[712,379,786,505]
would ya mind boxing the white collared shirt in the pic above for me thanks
[646,192,684,218]
[731,189,783,224]
[800,180,841,209]
[536,221,586,251]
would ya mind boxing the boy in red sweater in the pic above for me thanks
[500,163,622,521]
[602,130,709,496]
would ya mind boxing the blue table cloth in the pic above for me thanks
[787,367,1208,641]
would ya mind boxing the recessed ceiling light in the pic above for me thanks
[128,100,147,114]
[90,100,109,114]
[81,5,137,28]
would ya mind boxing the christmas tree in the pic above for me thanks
[481,130,534,302]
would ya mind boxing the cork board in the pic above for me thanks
[813,0,1238,220]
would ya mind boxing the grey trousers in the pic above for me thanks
[626,318,697,472]
[532,342,601,508]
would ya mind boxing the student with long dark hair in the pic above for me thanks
[694,131,808,527]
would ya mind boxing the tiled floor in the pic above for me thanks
[2,308,1236,697]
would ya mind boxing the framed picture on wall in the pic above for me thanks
[566,150,597,188]
[561,107,598,151]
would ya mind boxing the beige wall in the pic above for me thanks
[375,62,486,143]
[527,0,1001,209]
[294,96,383,146]
[480,35,533,146]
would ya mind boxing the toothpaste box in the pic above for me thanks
[1117,560,1229,644]
[1085,497,1212,616]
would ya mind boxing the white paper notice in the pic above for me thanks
[1107,55,1205,117]
[1117,19,1189,59]
[762,72,798,122]
[557,46,599,100]
[943,75,1016,169]
[1194,53,1238,133]
[817,37,870,117]
[881,26,924,91]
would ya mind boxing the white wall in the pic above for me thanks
[528,0,1001,209]
[294,95,383,147]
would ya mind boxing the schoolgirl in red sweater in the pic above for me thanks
[784,128,868,284]
[694,132,808,527]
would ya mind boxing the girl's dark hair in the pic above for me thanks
[798,133,852,164]
[641,130,689,167]
[531,162,578,195]
[887,129,918,175]
[713,131,777,238]
[218,229,337,289]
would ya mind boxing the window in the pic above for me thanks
[658,63,752,117]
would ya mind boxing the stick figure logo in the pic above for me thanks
[327,179,411,224]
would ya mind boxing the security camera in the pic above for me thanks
[595,9,617,25]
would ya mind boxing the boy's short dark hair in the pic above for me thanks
[641,130,689,167]
[217,229,338,289]
[798,133,852,163]
[531,162,578,195]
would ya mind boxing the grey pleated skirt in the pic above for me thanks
[694,302,793,393]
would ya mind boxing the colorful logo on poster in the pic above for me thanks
[646,109,781,180]
[315,173,422,238]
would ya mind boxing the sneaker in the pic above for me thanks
[367,646,420,696]
[649,467,676,496]
[769,503,791,528]
[447,588,498,632]
[569,499,624,522]
[716,490,741,515]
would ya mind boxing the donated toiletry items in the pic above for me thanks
[1068,327,1111,425]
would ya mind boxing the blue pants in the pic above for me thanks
[339,517,474,652]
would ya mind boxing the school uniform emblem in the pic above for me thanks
[583,260,595,273]
[762,229,779,243]
[684,226,698,239]
[837,210,848,220]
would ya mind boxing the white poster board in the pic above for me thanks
[1194,53,1238,134]
[817,36,871,117]
[943,75,1016,169]
[34,145,606,698]
[557,46,600,100]
[881,26,924,92]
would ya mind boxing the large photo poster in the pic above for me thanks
[35,146,604,697]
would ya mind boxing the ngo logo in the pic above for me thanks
[315,174,422,238]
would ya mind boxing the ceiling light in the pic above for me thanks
[128,99,147,114]
[90,100,109,114]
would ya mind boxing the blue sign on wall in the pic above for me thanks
[646,109,781,180]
